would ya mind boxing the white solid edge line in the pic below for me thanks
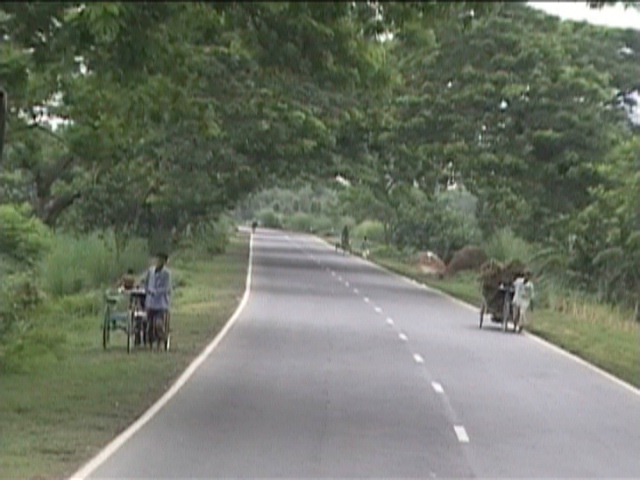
[454,426,470,443]
[432,382,444,393]
[311,235,640,398]
[69,233,255,480]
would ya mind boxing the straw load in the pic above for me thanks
[480,259,526,311]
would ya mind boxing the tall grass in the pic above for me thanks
[41,232,149,297]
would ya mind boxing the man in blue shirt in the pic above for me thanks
[143,252,172,349]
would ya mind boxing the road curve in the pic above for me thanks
[82,229,640,479]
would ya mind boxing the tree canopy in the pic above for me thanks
[1,1,638,305]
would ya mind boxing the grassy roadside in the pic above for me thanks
[0,232,250,480]
[324,235,639,389]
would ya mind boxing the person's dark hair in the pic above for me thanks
[156,252,169,261]
[127,268,134,274]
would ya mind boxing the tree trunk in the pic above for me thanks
[41,192,82,227]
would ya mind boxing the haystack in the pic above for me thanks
[479,259,526,311]
[445,245,488,277]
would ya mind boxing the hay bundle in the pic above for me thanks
[480,259,526,312]
[446,245,488,277]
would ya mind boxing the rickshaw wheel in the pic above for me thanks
[102,306,110,349]
[163,312,171,351]
[126,311,134,354]
[102,324,109,349]
[502,299,510,333]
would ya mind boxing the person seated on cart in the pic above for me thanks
[513,270,535,332]
[143,251,172,349]
[116,268,137,291]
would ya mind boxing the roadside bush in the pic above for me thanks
[285,212,314,232]
[310,215,333,234]
[257,209,283,229]
[0,204,52,267]
[353,220,386,243]
[0,205,51,347]
[484,228,534,264]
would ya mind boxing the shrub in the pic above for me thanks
[310,215,333,234]
[484,228,534,264]
[257,209,283,229]
[353,220,386,243]
[0,204,52,267]
[285,212,315,232]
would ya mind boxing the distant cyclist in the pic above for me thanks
[252,220,258,233]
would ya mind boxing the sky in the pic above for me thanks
[528,2,640,30]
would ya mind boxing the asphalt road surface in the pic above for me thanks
[84,229,640,479]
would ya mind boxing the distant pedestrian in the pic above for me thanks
[513,270,535,332]
[361,236,370,259]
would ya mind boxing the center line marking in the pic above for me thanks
[386,318,394,326]
[374,306,382,313]
[454,426,470,443]
[432,382,444,393]
[364,297,370,303]
[413,353,424,364]
[399,333,408,341]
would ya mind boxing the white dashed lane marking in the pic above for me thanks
[413,354,424,364]
[399,333,408,341]
[454,426,470,443]
[345,282,350,287]
[364,297,370,303]
[432,382,444,393]
[386,317,394,326]
[354,288,359,294]
[374,306,382,314]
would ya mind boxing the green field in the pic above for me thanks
[0,233,250,480]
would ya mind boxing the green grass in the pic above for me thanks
[0,232,250,480]
[369,246,639,389]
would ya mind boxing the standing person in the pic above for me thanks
[116,268,137,291]
[143,252,172,349]
[513,270,535,332]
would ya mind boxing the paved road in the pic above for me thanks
[86,229,640,478]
